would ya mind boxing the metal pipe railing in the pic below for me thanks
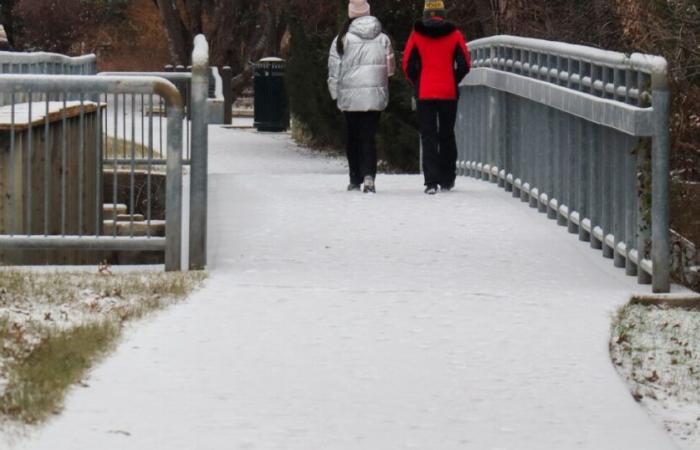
[0,51,97,76]
[188,34,210,270]
[98,71,194,162]
[0,75,184,271]
[0,36,211,271]
[458,35,671,292]
[99,35,211,270]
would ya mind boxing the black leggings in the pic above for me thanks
[344,111,381,185]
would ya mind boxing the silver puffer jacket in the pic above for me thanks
[328,16,395,112]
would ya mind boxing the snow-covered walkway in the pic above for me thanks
[8,127,677,449]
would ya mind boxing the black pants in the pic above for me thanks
[344,111,380,185]
[417,100,458,187]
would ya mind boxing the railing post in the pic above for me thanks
[222,66,233,125]
[165,97,184,272]
[651,63,671,293]
[503,92,513,192]
[189,34,210,270]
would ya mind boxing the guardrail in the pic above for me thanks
[163,63,232,125]
[0,75,183,270]
[98,71,194,161]
[456,35,671,293]
[0,35,211,271]
[98,35,209,270]
[0,51,97,76]
[0,51,98,107]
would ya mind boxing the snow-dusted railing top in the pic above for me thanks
[0,51,97,75]
[468,35,668,107]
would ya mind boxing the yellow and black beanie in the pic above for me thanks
[424,0,446,18]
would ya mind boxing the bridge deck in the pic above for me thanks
[13,127,676,449]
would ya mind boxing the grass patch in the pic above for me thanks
[1,321,119,424]
[0,270,207,424]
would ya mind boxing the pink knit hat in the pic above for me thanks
[348,0,370,19]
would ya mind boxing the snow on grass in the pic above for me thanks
[611,303,700,449]
[0,269,206,425]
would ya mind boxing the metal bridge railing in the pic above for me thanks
[0,51,97,76]
[98,72,195,162]
[0,51,98,106]
[0,75,183,270]
[0,35,211,271]
[98,35,211,270]
[457,35,671,293]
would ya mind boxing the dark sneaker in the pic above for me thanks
[348,183,361,192]
[363,176,376,193]
[440,182,455,192]
[425,185,438,195]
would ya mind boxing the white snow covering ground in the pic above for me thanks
[3,127,682,449]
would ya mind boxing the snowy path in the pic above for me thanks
[7,127,677,449]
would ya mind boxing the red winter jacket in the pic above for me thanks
[402,18,471,100]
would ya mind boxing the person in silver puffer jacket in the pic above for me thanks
[328,0,395,193]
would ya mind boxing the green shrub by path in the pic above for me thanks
[286,18,344,151]
[286,4,421,172]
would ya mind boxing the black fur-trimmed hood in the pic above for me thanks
[414,19,456,38]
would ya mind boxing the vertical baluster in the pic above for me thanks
[130,93,136,238]
[625,134,638,276]
[43,96,50,237]
[506,95,517,193]
[122,93,127,159]
[27,93,33,236]
[543,106,553,215]
[557,109,567,226]
[504,92,513,192]
[520,96,528,202]
[186,79,191,161]
[578,119,591,242]
[112,94,119,237]
[497,91,505,187]
[613,129,626,268]
[9,93,16,236]
[79,93,85,237]
[512,96,521,198]
[95,91,103,237]
[148,94,154,237]
[567,115,580,234]
[465,93,471,177]
[601,127,614,258]
[481,87,488,180]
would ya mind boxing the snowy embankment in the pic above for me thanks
[612,303,700,449]
[0,269,205,429]
[3,127,684,449]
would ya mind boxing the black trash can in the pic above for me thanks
[253,57,290,132]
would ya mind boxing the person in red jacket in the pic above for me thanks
[403,0,471,195]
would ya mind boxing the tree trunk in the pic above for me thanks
[153,0,190,65]
[472,0,499,35]
[184,0,203,36]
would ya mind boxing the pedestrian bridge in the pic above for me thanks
[0,35,685,450]
[0,34,674,295]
